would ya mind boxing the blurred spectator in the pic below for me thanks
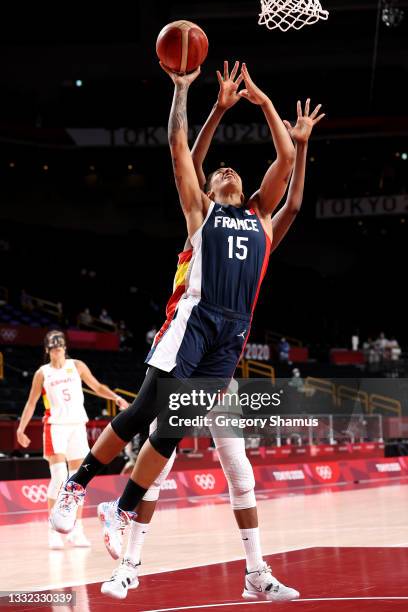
[288,368,305,391]
[278,337,291,363]
[351,331,359,351]
[146,325,157,346]
[375,332,388,360]
[80,268,96,279]
[362,337,379,364]
[387,337,401,361]
[99,308,114,326]
[119,320,133,351]
[78,307,93,327]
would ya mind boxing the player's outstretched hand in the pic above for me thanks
[17,428,31,448]
[160,62,201,87]
[237,63,269,106]
[216,61,244,110]
[116,396,130,411]
[283,99,325,144]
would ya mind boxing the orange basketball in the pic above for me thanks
[156,20,209,74]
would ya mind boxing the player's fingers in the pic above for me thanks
[235,73,244,88]
[238,89,249,99]
[224,60,229,80]
[189,66,201,79]
[310,103,322,119]
[305,98,311,116]
[230,61,239,80]
[241,62,251,80]
[313,113,326,124]
[297,100,302,117]
[216,70,223,85]
[283,120,292,131]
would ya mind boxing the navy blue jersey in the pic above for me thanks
[186,202,271,314]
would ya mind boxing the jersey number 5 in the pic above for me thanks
[62,388,71,402]
[228,236,248,260]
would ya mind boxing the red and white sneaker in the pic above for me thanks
[243,562,300,602]
[97,500,136,560]
[50,480,85,534]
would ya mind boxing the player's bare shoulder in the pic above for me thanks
[73,359,86,374]
[34,367,45,381]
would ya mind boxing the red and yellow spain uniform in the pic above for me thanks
[153,248,193,347]
[41,359,89,459]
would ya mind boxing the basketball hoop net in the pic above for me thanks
[258,0,329,31]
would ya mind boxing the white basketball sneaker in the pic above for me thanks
[100,557,140,599]
[50,480,86,534]
[243,562,300,602]
[66,523,91,547]
[97,500,136,560]
[48,523,64,550]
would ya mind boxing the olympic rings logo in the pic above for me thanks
[0,328,18,342]
[194,473,216,490]
[315,465,333,480]
[21,484,48,503]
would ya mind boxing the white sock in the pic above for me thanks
[75,519,83,531]
[240,528,263,572]
[125,521,150,564]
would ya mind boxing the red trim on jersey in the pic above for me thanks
[250,221,272,315]
[163,284,186,325]
[154,249,193,347]
[177,248,193,264]
[41,387,51,424]
[43,422,54,456]
[237,215,271,365]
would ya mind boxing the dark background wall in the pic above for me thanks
[0,0,407,349]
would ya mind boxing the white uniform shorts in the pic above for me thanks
[43,422,90,461]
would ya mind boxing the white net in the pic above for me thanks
[259,0,329,31]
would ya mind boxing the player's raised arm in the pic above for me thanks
[161,63,211,238]
[191,61,244,189]
[239,64,295,218]
[271,99,325,253]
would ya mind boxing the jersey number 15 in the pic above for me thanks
[227,236,248,260]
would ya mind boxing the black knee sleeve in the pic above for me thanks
[111,367,169,442]
[147,377,224,458]
[149,429,180,459]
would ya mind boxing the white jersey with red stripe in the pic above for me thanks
[41,359,88,424]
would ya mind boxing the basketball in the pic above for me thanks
[156,20,209,74]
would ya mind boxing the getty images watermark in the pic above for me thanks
[167,388,319,429]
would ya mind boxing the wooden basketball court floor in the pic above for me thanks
[1,481,407,611]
